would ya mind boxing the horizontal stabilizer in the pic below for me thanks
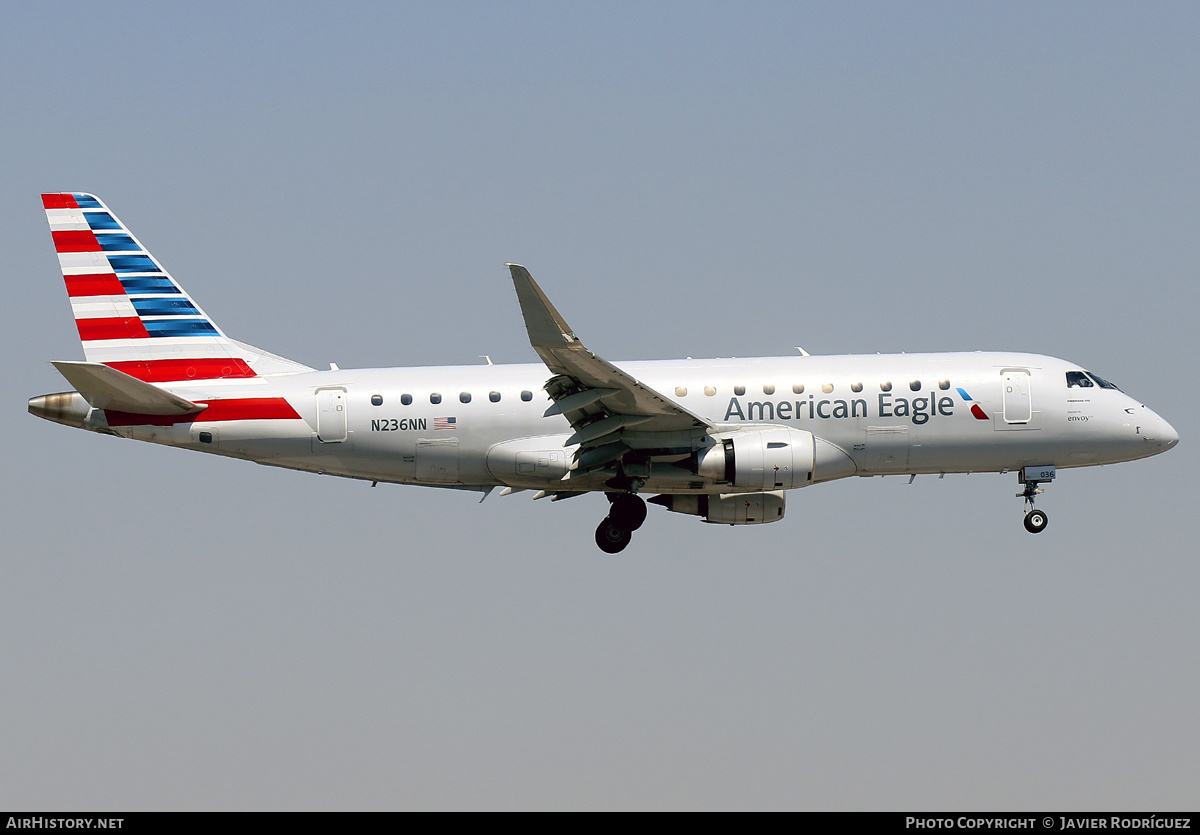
[51,361,207,415]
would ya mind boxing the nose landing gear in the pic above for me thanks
[1023,507,1048,533]
[594,492,647,553]
[1017,465,1055,534]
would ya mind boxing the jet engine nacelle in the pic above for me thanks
[648,491,786,525]
[697,426,813,490]
[695,426,856,490]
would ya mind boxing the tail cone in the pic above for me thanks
[28,391,91,428]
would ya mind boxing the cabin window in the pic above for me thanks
[792,384,804,394]
[430,393,442,404]
[821,383,833,394]
[489,391,501,402]
[850,382,863,393]
[734,385,746,396]
[909,381,922,391]
[704,386,716,396]
[460,392,471,403]
[675,387,687,397]
[520,390,533,401]
[763,384,775,395]
[199,431,213,444]
[939,380,950,390]
[880,381,892,392]
[401,393,413,406]
[370,394,383,406]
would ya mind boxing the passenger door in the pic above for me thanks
[1001,369,1032,425]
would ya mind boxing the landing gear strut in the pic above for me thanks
[595,492,647,553]
[1017,466,1055,534]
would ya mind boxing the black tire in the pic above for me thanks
[609,493,648,531]
[1024,509,1048,534]
[595,518,633,553]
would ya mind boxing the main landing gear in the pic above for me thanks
[595,492,647,553]
[1017,466,1055,534]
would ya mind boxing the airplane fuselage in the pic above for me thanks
[41,351,1174,494]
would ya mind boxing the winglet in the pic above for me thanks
[507,264,577,349]
[51,361,207,415]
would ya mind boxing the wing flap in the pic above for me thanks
[543,387,618,417]
[566,414,655,447]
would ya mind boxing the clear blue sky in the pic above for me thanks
[2,1,1197,810]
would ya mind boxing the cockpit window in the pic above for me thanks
[1086,372,1121,391]
[1066,371,1094,388]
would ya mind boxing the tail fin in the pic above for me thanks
[42,193,312,383]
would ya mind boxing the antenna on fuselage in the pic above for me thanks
[794,347,811,357]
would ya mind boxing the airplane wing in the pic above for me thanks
[508,264,711,478]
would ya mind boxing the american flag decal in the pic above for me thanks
[434,416,456,430]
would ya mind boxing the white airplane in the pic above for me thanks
[30,193,1179,552]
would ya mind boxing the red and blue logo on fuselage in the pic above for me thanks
[956,387,990,420]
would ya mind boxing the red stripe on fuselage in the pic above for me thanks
[76,317,150,340]
[104,397,302,427]
[53,230,101,252]
[64,273,126,297]
[198,398,300,421]
[105,359,257,382]
[42,194,79,209]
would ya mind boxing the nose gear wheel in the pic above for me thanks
[1023,508,1048,533]
[1016,470,1051,534]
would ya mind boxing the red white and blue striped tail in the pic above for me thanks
[43,193,312,383]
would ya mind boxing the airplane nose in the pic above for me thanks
[1159,416,1179,450]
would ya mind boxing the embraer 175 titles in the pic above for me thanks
[29,194,1179,552]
